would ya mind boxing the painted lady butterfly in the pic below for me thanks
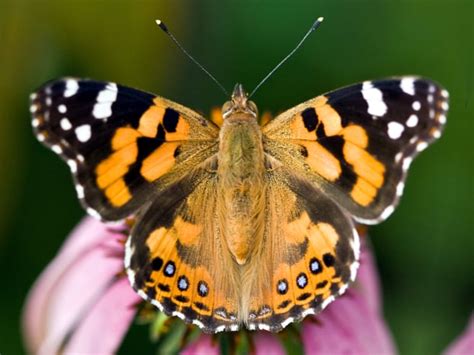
[30,21,448,333]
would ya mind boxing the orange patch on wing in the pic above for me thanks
[140,142,179,182]
[315,223,339,247]
[343,141,385,206]
[303,141,342,181]
[96,143,138,188]
[104,178,132,206]
[175,217,202,246]
[165,117,190,141]
[290,117,316,140]
[314,97,342,136]
[285,211,311,244]
[350,177,378,206]
[341,125,368,148]
[138,106,165,137]
[111,127,140,150]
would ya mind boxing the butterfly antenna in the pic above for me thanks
[155,20,229,96]
[249,17,324,98]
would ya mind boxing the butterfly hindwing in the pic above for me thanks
[263,77,448,223]
[244,167,359,331]
[31,78,219,220]
[125,160,241,333]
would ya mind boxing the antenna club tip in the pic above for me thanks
[317,16,324,22]
[155,19,168,32]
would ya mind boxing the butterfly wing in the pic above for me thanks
[30,78,219,220]
[243,166,359,331]
[263,77,448,223]
[125,161,241,332]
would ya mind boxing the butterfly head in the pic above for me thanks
[222,84,258,120]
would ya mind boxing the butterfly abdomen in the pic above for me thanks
[217,116,266,265]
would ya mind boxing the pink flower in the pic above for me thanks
[29,216,454,354]
[444,316,474,355]
[22,217,141,354]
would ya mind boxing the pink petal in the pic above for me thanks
[444,315,474,355]
[302,241,396,354]
[22,216,139,354]
[254,332,285,355]
[181,334,219,355]
[63,277,140,353]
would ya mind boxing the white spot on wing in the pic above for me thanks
[416,141,428,152]
[60,117,72,130]
[400,78,415,95]
[433,130,441,139]
[281,317,294,328]
[215,325,226,333]
[67,159,77,173]
[362,81,387,117]
[441,89,449,98]
[93,83,118,119]
[172,311,185,320]
[75,124,91,142]
[51,145,63,154]
[406,114,418,127]
[321,295,335,310]
[150,299,164,311]
[86,207,101,219]
[439,114,447,124]
[380,205,395,220]
[441,101,449,111]
[124,237,133,268]
[396,182,405,196]
[64,79,79,97]
[32,118,40,128]
[403,157,413,171]
[192,319,204,328]
[37,133,46,142]
[395,152,403,163]
[387,121,404,139]
[29,104,38,113]
[75,184,85,198]
[257,324,270,331]
[58,104,67,113]
[412,101,421,111]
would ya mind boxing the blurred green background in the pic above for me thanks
[0,0,472,354]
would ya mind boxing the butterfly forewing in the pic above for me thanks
[30,78,220,220]
[263,77,448,223]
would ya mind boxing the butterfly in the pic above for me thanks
[30,76,448,333]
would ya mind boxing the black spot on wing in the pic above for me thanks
[301,107,318,132]
[123,124,166,191]
[158,283,170,292]
[162,108,180,132]
[317,135,357,191]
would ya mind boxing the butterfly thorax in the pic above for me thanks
[217,85,266,265]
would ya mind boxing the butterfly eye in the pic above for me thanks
[222,101,233,118]
[247,100,258,117]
